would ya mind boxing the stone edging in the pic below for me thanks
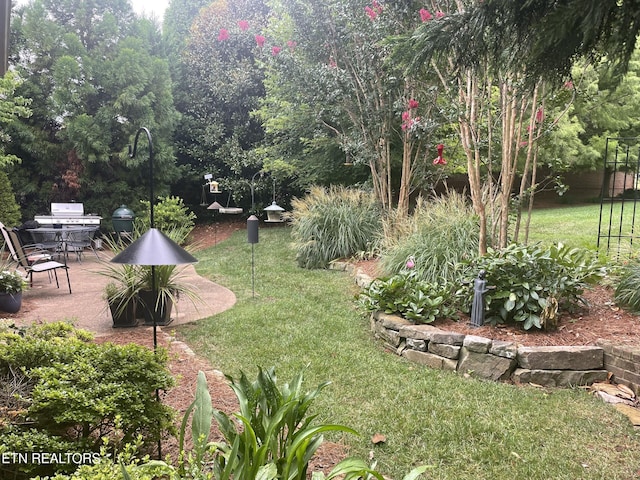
[330,260,640,394]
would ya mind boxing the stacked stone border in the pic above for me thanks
[330,260,640,394]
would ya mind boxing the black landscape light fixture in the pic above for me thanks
[110,127,198,457]
[247,215,259,297]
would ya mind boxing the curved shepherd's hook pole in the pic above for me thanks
[128,126,161,459]
[128,127,155,229]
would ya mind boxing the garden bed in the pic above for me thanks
[354,258,640,347]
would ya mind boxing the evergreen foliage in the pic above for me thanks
[400,0,640,86]
[0,322,175,479]
[0,169,21,227]
[7,0,180,219]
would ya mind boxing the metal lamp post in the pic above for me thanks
[110,127,198,458]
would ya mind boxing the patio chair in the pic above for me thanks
[8,230,72,294]
[65,228,99,262]
[0,221,51,265]
[28,229,64,259]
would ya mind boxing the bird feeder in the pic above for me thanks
[264,201,285,223]
[209,180,220,193]
[433,143,447,165]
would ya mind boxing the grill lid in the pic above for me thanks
[51,202,84,217]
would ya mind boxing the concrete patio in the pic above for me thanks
[8,249,236,336]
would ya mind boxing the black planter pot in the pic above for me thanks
[137,289,173,326]
[109,299,138,328]
[0,292,22,313]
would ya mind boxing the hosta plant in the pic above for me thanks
[359,269,459,324]
[465,243,606,330]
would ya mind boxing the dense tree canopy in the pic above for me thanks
[170,0,272,213]
[402,0,640,86]
[6,0,179,220]
[255,0,448,215]
[2,0,640,227]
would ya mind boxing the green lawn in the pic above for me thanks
[176,226,640,480]
[527,202,640,259]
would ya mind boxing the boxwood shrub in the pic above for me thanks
[0,322,175,479]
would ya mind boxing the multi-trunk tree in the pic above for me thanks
[254,0,447,216]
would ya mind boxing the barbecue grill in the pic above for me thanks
[34,203,102,226]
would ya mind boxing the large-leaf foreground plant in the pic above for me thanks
[126,368,431,480]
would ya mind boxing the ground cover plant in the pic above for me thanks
[358,269,459,324]
[176,227,640,479]
[0,322,175,479]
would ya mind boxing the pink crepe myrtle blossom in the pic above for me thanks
[255,35,266,47]
[402,114,420,132]
[520,141,529,148]
[365,6,377,20]
[329,57,337,68]
[218,29,230,41]
[372,0,383,13]
[406,257,415,269]
[271,46,281,56]
[435,11,445,19]
[237,20,249,31]
[408,98,419,109]
[535,106,544,123]
[419,9,432,22]
[564,80,574,89]
[287,40,297,52]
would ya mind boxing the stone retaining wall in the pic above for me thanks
[330,260,640,393]
[372,311,611,388]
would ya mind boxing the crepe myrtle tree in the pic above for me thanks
[393,1,588,254]
[254,0,448,216]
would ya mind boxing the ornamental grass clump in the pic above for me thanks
[614,260,640,313]
[381,191,478,284]
[291,186,382,269]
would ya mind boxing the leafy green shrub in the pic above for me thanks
[291,186,382,269]
[381,192,478,284]
[0,323,176,479]
[33,439,171,480]
[135,195,196,243]
[0,169,21,228]
[614,260,640,313]
[359,270,459,324]
[467,243,606,330]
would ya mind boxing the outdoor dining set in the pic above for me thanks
[0,203,104,295]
